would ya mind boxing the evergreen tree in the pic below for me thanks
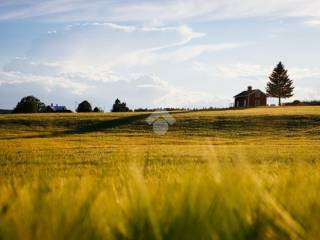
[266,62,294,106]
[111,98,131,112]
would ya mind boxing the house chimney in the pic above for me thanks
[248,86,252,91]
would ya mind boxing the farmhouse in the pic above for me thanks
[234,86,267,108]
[49,103,67,112]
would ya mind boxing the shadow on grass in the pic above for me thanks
[0,114,150,140]
[2,113,320,140]
[66,114,150,134]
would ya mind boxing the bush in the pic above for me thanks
[13,96,45,113]
[76,101,92,112]
[284,100,320,106]
[93,107,103,113]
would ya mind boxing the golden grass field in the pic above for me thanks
[1,106,320,239]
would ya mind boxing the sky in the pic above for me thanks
[1,0,320,111]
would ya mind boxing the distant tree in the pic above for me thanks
[93,107,103,112]
[111,98,131,112]
[76,101,92,112]
[266,62,294,106]
[13,96,45,113]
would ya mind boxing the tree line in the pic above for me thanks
[13,97,131,113]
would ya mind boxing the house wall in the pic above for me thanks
[260,94,267,106]
[235,92,267,108]
[235,97,248,108]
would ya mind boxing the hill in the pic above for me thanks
[0,106,320,239]
[0,109,12,114]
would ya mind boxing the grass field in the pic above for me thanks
[1,106,320,239]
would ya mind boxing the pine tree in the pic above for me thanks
[266,62,294,106]
[111,98,131,112]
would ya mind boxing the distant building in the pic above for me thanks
[234,86,267,108]
[49,103,67,112]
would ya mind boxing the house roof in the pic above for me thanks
[53,106,66,111]
[234,89,265,98]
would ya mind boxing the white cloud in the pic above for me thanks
[0,0,93,21]
[119,73,228,108]
[2,2,320,109]
[113,0,320,22]
[28,21,213,68]
[193,62,320,80]
[0,17,247,109]
[162,43,244,62]
[290,67,320,79]
[0,71,91,95]
[129,74,169,89]
[64,22,137,32]
[2,0,320,23]
[294,87,320,101]
[106,42,243,68]
[4,58,62,76]
[0,58,229,108]
[47,30,57,34]
[193,62,270,79]
[154,88,229,108]
[63,22,205,50]
[42,21,241,68]
[304,19,320,26]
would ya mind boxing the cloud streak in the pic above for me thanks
[1,0,320,23]
[63,22,206,51]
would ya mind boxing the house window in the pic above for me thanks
[255,99,260,106]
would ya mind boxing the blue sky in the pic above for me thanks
[1,0,320,110]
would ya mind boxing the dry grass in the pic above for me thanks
[1,106,320,239]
